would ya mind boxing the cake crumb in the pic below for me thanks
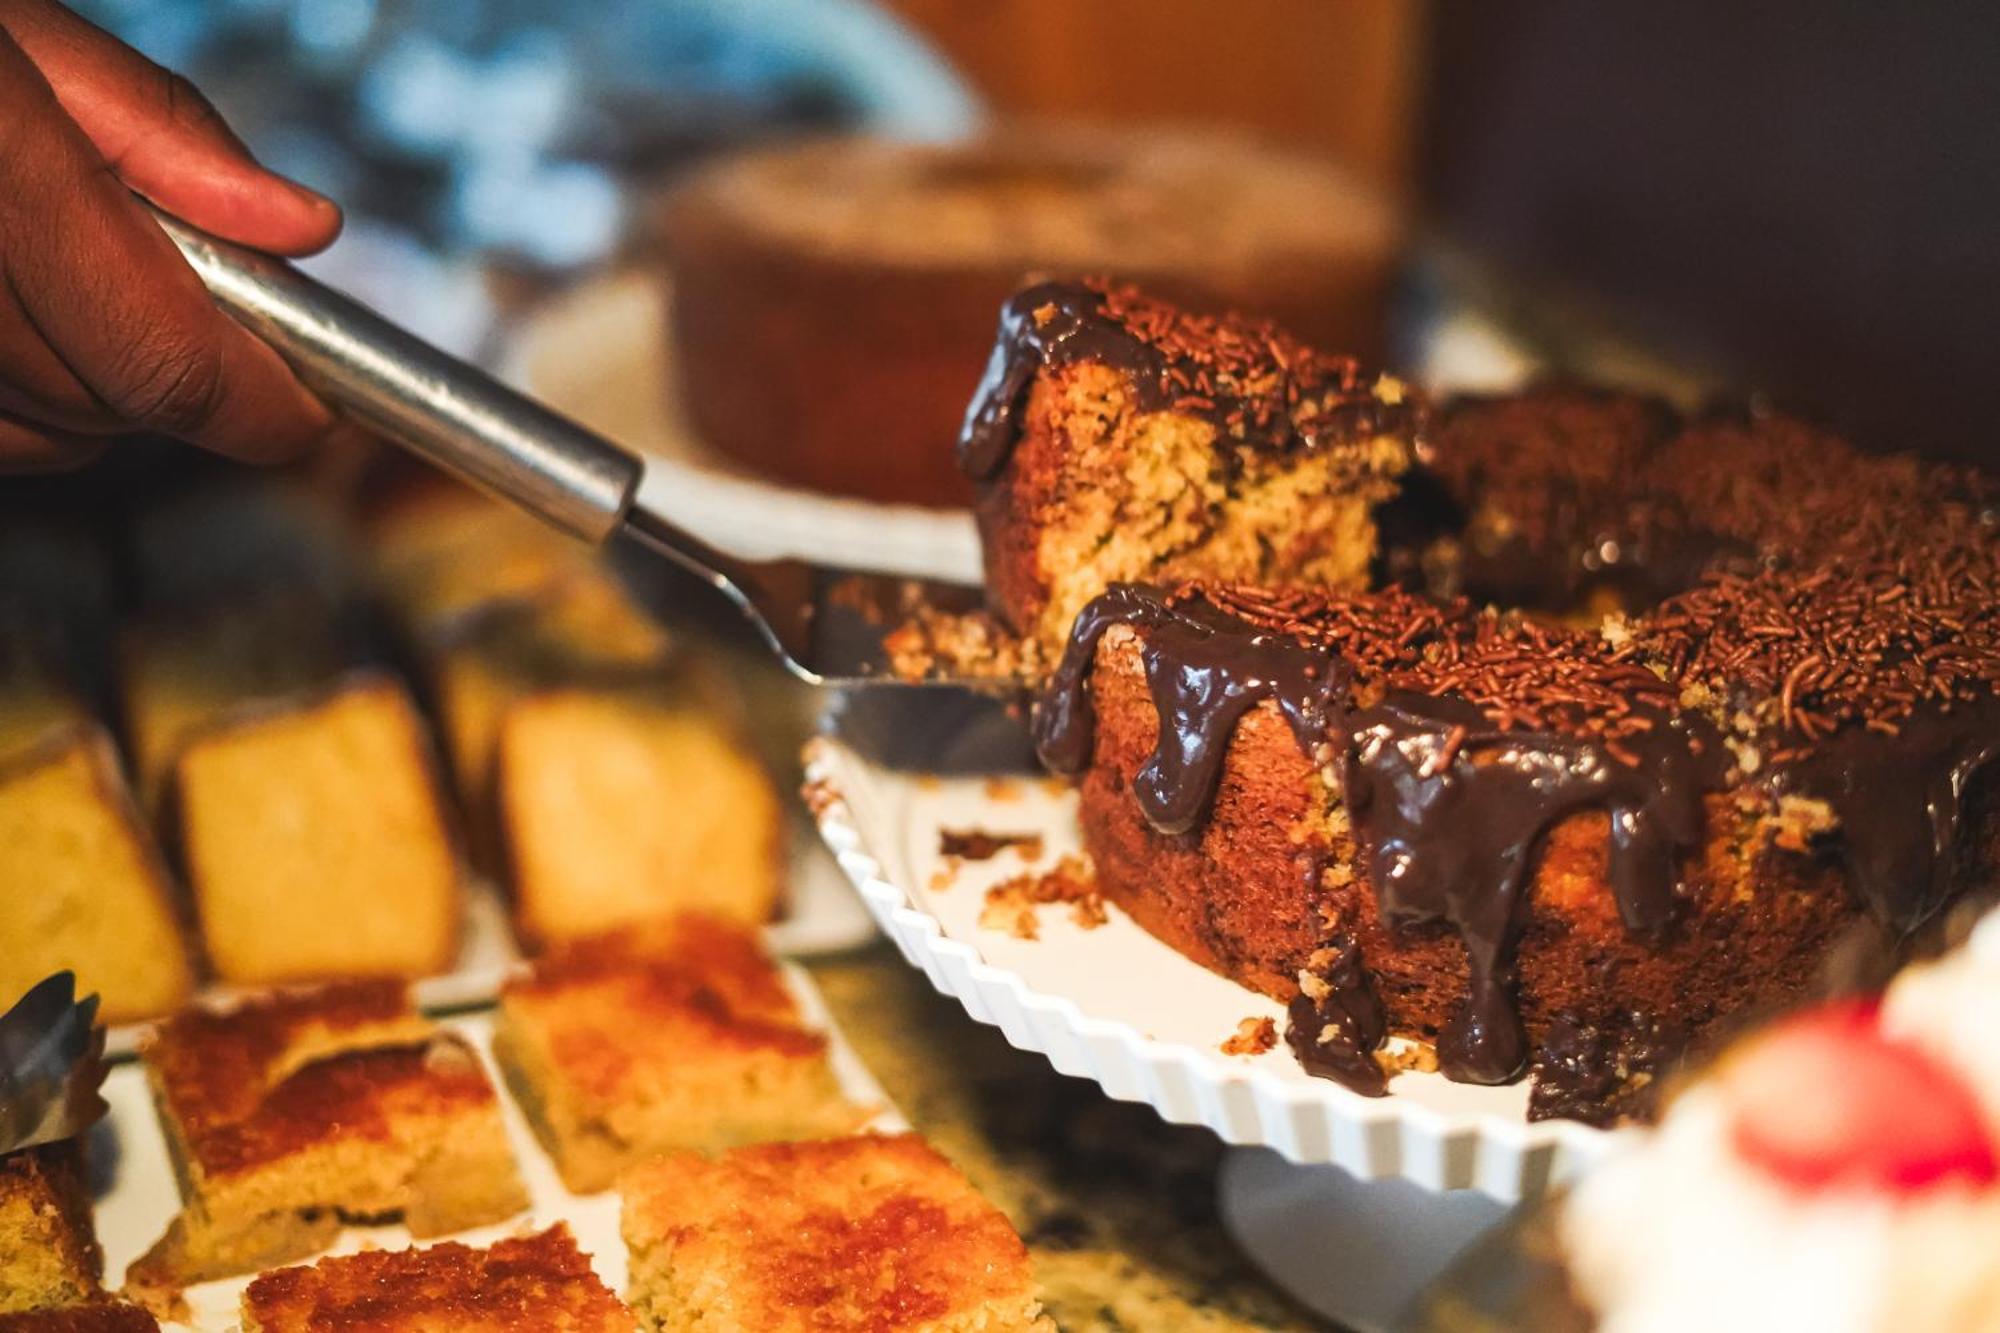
[1221,1016,1277,1056]
[941,828,1043,861]
[979,854,1103,939]
[1772,794,1838,852]
[1378,1040,1440,1075]
[799,776,839,818]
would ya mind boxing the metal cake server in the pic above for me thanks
[0,972,109,1155]
[149,209,992,692]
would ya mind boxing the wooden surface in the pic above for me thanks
[880,0,1422,198]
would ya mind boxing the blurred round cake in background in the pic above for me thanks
[660,126,1402,507]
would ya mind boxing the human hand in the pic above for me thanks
[0,0,343,472]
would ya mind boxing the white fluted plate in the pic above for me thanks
[804,727,1626,1204]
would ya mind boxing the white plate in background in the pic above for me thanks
[504,269,984,584]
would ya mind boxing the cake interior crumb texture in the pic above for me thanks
[497,684,781,947]
[240,1224,633,1332]
[0,1144,100,1316]
[172,674,461,985]
[990,362,1408,662]
[493,920,860,1194]
[0,728,192,1024]
[125,982,526,1299]
[620,1135,1052,1332]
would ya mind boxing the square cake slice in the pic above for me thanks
[620,1135,1052,1332]
[240,1224,632,1332]
[0,728,193,1025]
[167,673,463,985]
[493,919,860,1194]
[0,1142,101,1315]
[124,983,527,1302]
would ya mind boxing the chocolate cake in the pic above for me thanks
[963,279,2000,1117]
[662,127,1398,507]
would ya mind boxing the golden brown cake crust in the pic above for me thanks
[494,919,858,1194]
[0,1141,101,1314]
[503,935,826,1107]
[621,1135,1049,1332]
[241,1225,632,1332]
[129,984,527,1297]
[142,981,452,1176]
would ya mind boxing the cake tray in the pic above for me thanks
[804,719,1622,1205]
[91,962,902,1330]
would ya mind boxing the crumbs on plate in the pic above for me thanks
[1220,1017,1277,1057]
[979,854,1103,939]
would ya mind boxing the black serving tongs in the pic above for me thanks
[150,210,988,691]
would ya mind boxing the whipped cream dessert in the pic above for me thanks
[1563,915,2000,1333]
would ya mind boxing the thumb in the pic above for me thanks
[2,0,341,256]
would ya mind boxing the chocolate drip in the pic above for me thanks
[1034,585,1347,834]
[1527,1008,1686,1125]
[1783,699,2000,934]
[957,283,1163,482]
[1342,699,1716,1082]
[958,279,1414,483]
[1283,932,1389,1097]
[1038,585,1724,1086]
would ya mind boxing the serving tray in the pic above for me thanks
[91,962,900,1329]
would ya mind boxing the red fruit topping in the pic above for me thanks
[1725,1001,1998,1194]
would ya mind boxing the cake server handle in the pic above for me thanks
[146,206,641,545]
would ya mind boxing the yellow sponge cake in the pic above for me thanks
[384,543,782,944]
[0,728,193,1025]
[126,983,527,1301]
[240,1224,632,1332]
[620,1135,1052,1332]
[170,675,461,985]
[0,1143,100,1316]
[496,680,781,947]
[494,919,858,1193]
[117,597,345,816]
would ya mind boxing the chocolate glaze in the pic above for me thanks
[958,279,1412,483]
[1343,698,1721,1083]
[958,283,1163,482]
[1035,584,1345,835]
[1526,1008,1686,1125]
[1782,699,2000,934]
[1283,931,1390,1097]
[1036,579,2000,1092]
[1037,584,1727,1085]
